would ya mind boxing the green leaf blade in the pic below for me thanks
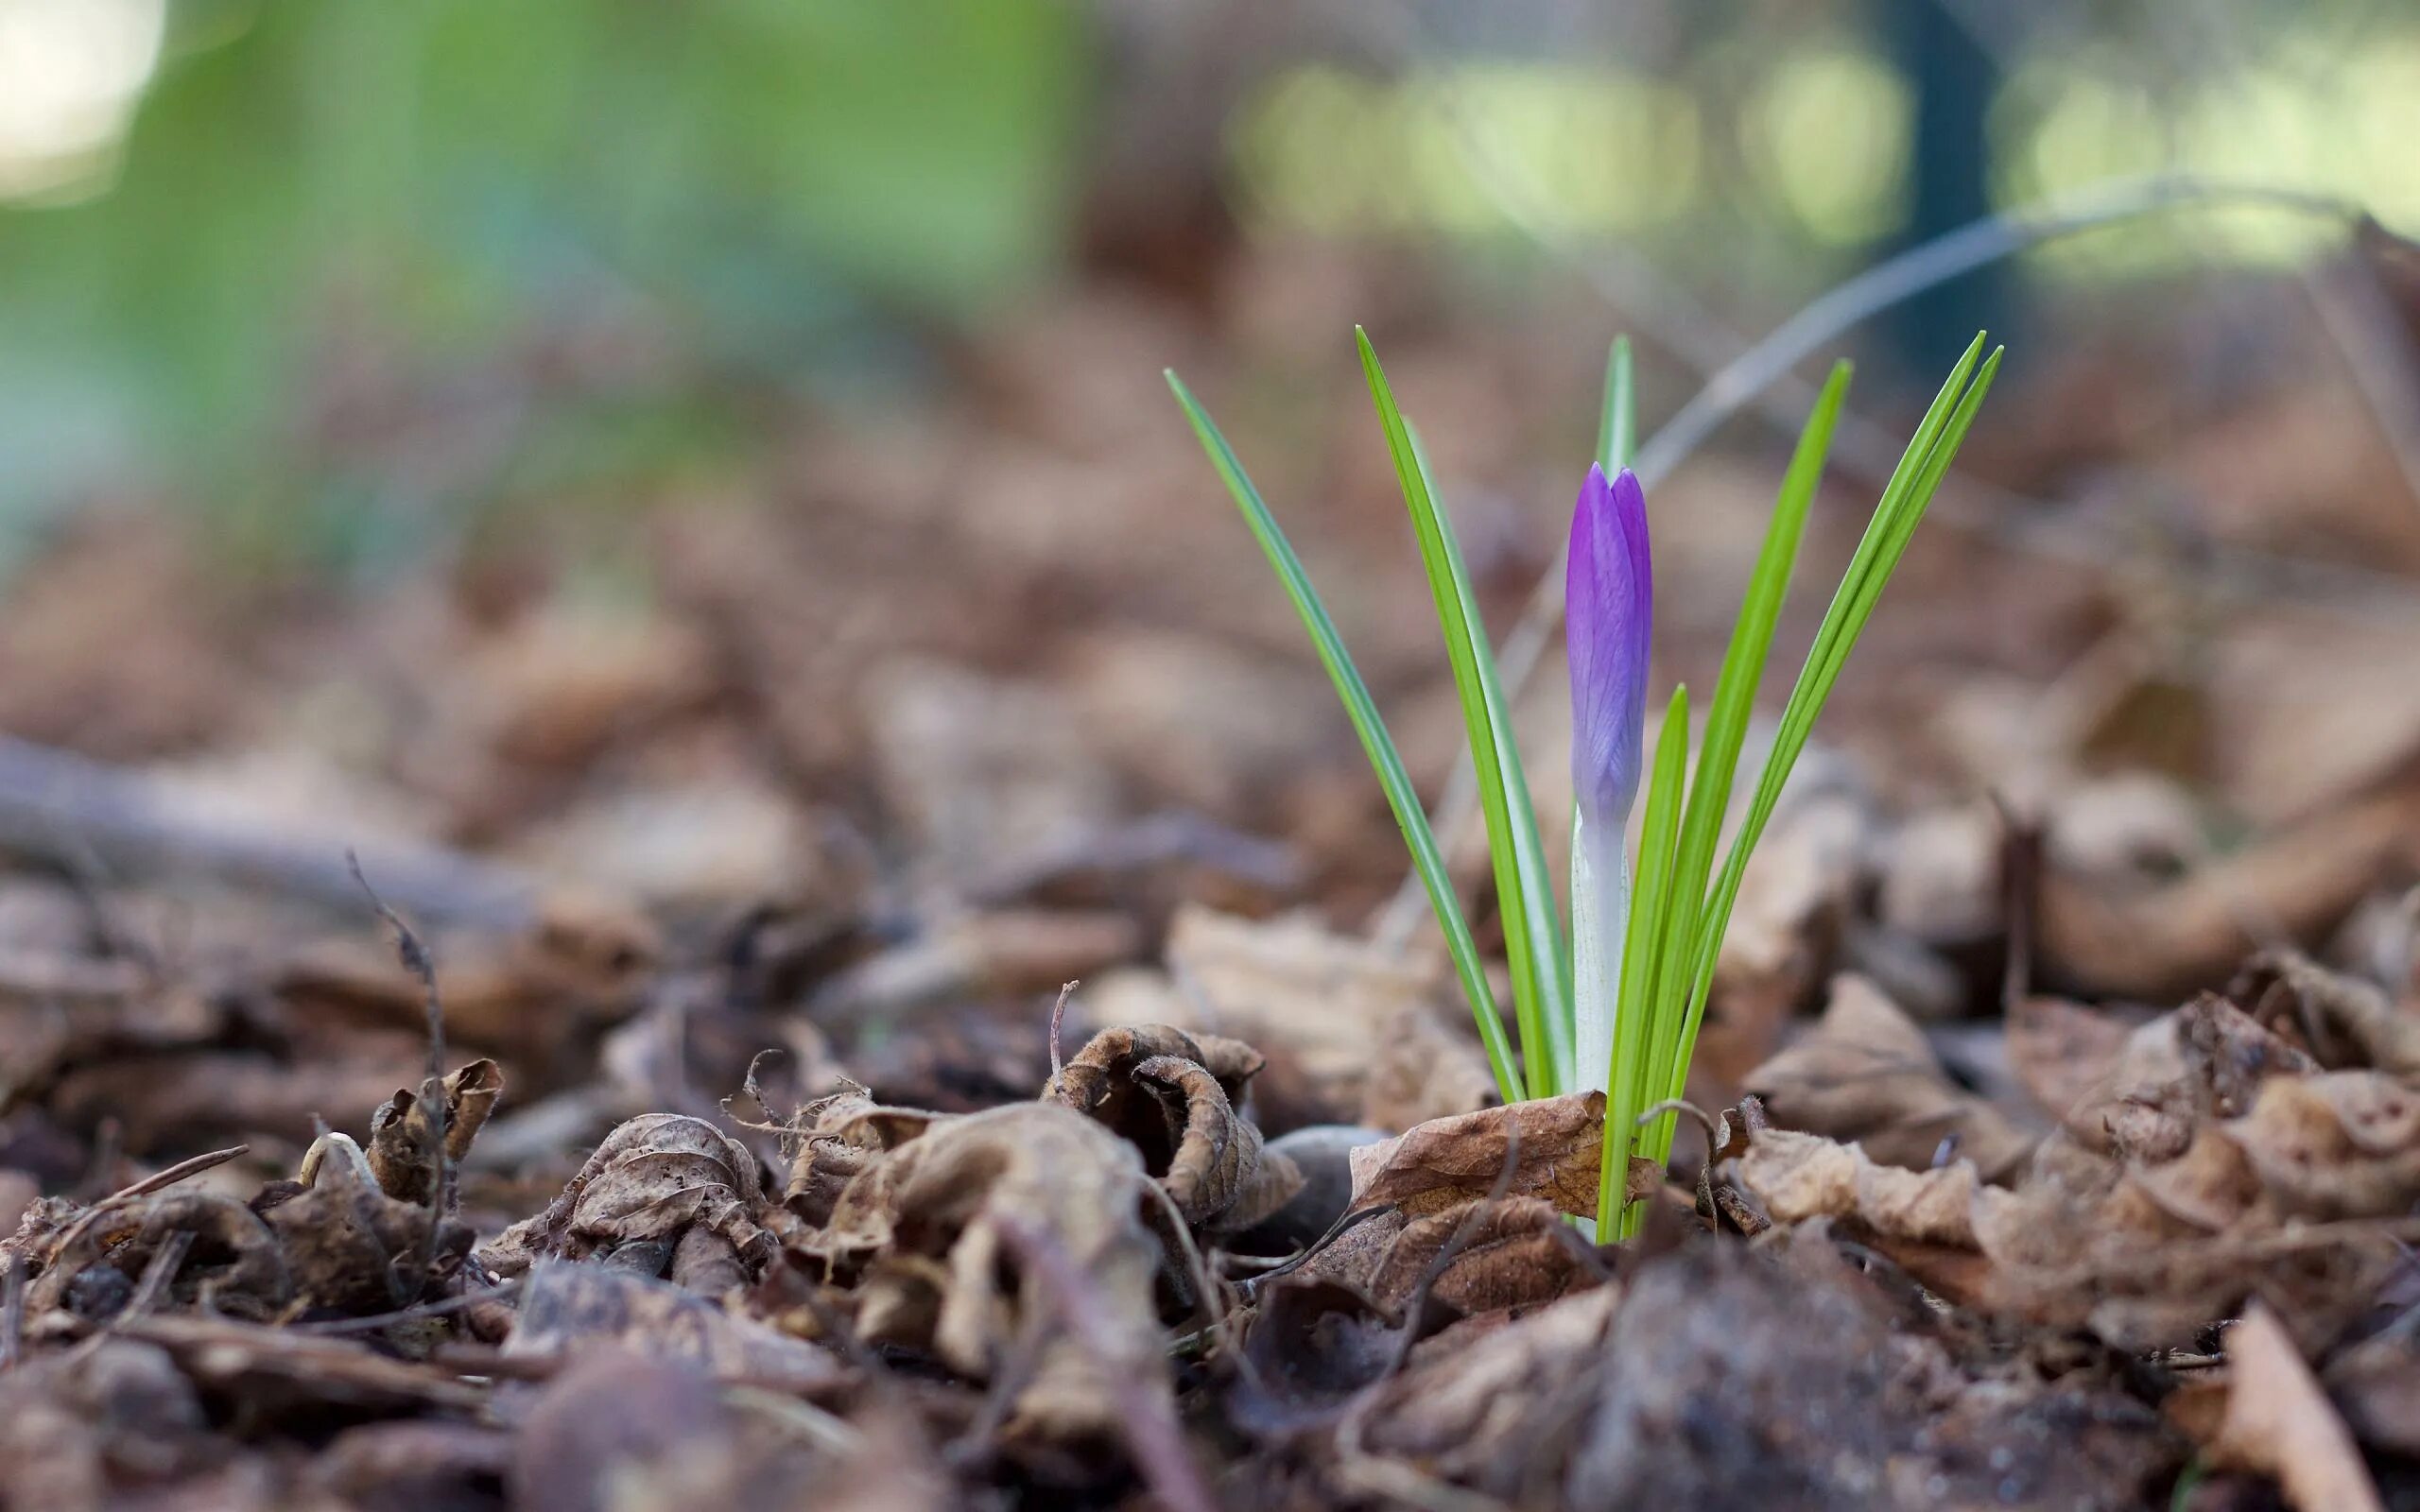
[1643,359,1852,1164]
[1167,369,1524,1104]
[1668,337,2002,1109]
[1355,329,1571,1096]
[1600,683,1689,1236]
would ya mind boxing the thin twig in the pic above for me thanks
[1048,980,1077,1081]
[0,734,536,928]
[118,1230,193,1322]
[348,853,453,1299]
[33,1144,251,1293]
[0,1254,26,1371]
[292,1279,525,1335]
[990,1213,1219,1512]
[1379,1121,1521,1382]
[111,1144,250,1202]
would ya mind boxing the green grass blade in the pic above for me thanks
[1357,329,1572,1097]
[1639,360,1851,1164]
[1667,337,2001,1109]
[1600,683,1688,1235]
[1167,369,1524,1104]
[1598,335,1636,473]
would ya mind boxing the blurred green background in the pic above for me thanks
[0,0,2412,574]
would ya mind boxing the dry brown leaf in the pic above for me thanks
[2041,788,2419,1002]
[503,1260,840,1389]
[1364,1196,1604,1317]
[820,1101,1167,1441]
[2006,995,2135,1127]
[1043,1022,1299,1233]
[1745,973,2032,1178]
[266,1135,474,1314]
[1146,904,1494,1129]
[365,1057,504,1204]
[1357,998,1500,1131]
[2225,1071,2420,1218]
[780,1086,936,1228]
[1733,1126,1985,1251]
[2229,948,2420,1074]
[2198,1305,2385,1512]
[477,1113,775,1282]
[1348,1092,1606,1220]
[273,894,659,1083]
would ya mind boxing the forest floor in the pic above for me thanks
[8,240,2420,1510]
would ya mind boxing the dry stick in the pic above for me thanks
[0,1255,26,1372]
[989,1213,1219,1512]
[1374,174,2364,950]
[294,1279,526,1335]
[1378,1120,1526,1383]
[118,1230,195,1323]
[0,734,537,929]
[107,1143,250,1202]
[347,853,453,1300]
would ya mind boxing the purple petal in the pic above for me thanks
[1566,464,1652,823]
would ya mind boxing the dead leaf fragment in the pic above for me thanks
[1745,973,2032,1178]
[820,1101,1167,1442]
[2198,1305,2384,1512]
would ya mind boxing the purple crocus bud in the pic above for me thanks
[1565,464,1652,825]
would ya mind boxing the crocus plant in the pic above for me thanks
[1169,330,2000,1237]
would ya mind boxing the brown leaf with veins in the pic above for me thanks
[1349,1092,1606,1220]
[1366,1196,1605,1317]
[476,1113,775,1283]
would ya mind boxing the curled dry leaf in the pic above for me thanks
[1745,974,2032,1179]
[2193,1305,2385,1512]
[779,1084,937,1228]
[2228,948,2420,1075]
[266,1132,475,1314]
[477,1113,776,1284]
[818,1101,1167,1442]
[365,1057,504,1204]
[1045,1022,1301,1235]
[1735,1126,1983,1250]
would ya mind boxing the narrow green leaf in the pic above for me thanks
[1598,335,1635,473]
[1167,369,1523,1104]
[1639,360,1851,1166]
[1357,329,1571,1096]
[1666,337,2001,1110]
[1600,683,1688,1236]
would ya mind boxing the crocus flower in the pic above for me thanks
[1566,464,1651,1097]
